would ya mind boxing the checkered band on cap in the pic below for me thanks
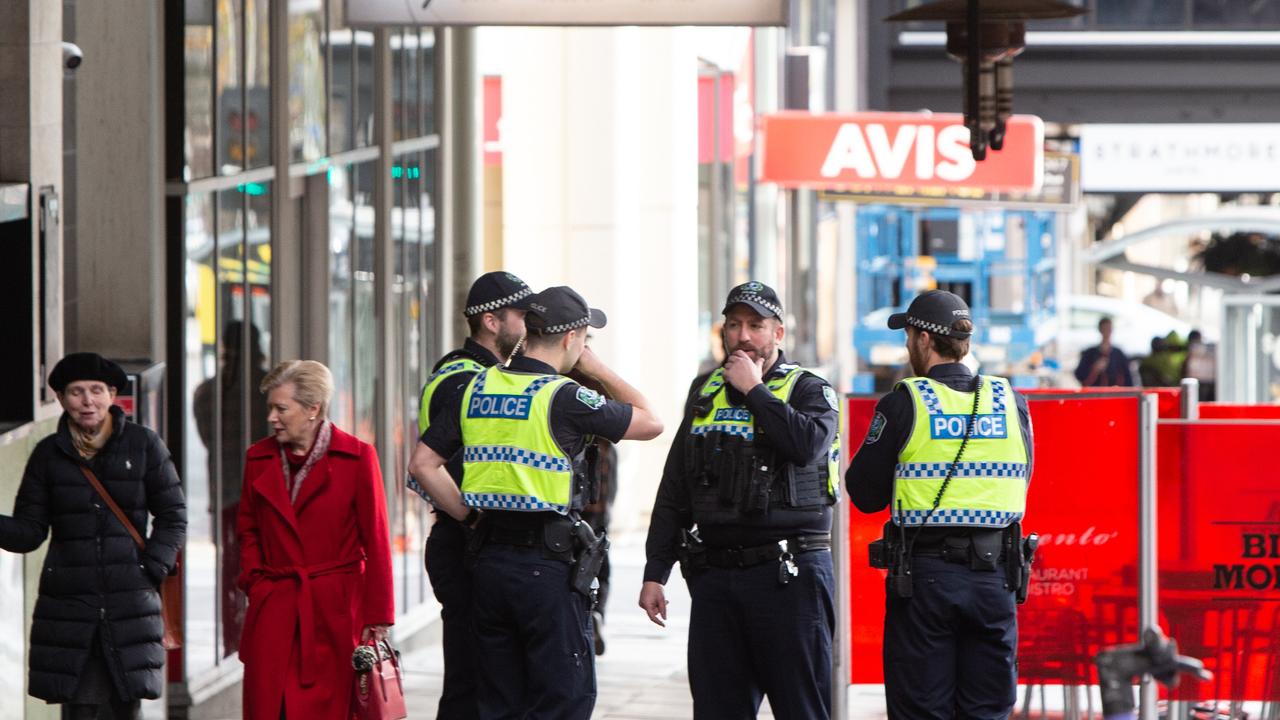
[727,292,782,317]
[906,315,958,336]
[529,316,590,335]
[464,287,533,317]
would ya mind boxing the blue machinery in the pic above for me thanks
[853,205,1059,389]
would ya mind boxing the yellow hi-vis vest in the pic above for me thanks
[418,356,486,435]
[689,365,840,503]
[892,375,1028,528]
[458,367,577,514]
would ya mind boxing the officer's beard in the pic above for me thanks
[496,329,523,360]
[732,341,777,367]
[907,334,929,376]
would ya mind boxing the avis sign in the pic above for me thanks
[761,111,1043,193]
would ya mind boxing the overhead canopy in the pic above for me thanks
[1083,207,1280,293]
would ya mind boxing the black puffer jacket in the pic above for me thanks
[0,406,186,702]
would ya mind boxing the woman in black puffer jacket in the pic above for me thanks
[0,353,186,720]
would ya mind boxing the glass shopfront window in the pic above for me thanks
[245,0,272,170]
[169,0,442,698]
[289,0,326,162]
[184,0,214,179]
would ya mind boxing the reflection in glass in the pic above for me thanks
[353,162,377,444]
[215,0,243,175]
[184,192,221,676]
[329,165,355,429]
[327,10,353,153]
[184,0,215,179]
[289,1,326,162]
[354,31,375,147]
[420,29,436,137]
[245,0,272,169]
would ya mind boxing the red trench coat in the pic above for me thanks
[237,425,395,720]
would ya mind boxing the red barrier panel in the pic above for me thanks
[846,393,1143,685]
[1157,421,1280,702]
[1199,403,1280,419]
[1021,386,1183,419]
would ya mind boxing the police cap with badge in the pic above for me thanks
[887,290,973,338]
[524,286,607,335]
[722,281,783,319]
[464,271,535,317]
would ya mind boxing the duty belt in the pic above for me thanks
[486,524,542,547]
[704,533,831,569]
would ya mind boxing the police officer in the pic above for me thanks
[845,290,1035,720]
[408,270,533,719]
[410,286,663,719]
[640,281,840,720]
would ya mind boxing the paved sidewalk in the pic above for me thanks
[400,531,890,719]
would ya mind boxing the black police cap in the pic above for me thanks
[48,352,128,394]
[722,281,783,319]
[524,286,607,335]
[464,271,534,317]
[887,290,973,339]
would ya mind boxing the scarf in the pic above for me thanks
[279,420,333,504]
[71,413,114,460]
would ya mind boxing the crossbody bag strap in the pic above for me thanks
[78,465,145,551]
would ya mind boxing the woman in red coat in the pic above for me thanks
[237,360,395,719]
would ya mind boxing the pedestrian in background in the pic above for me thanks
[1182,329,1216,401]
[0,352,187,720]
[1075,316,1133,387]
[237,360,394,720]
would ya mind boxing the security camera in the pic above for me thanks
[61,42,83,70]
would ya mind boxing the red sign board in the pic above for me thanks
[483,75,502,167]
[1157,421,1280,701]
[698,72,735,165]
[761,111,1044,192]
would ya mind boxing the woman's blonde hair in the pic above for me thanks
[260,360,334,416]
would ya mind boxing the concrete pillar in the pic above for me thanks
[66,0,165,361]
[495,26,701,530]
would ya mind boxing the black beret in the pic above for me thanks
[48,353,128,394]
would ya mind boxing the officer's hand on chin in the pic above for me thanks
[638,581,668,628]
[724,350,766,394]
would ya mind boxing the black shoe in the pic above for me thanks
[592,610,606,656]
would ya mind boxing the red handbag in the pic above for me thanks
[351,640,407,720]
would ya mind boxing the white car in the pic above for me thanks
[1053,294,1214,368]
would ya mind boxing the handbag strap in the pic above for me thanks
[78,465,146,551]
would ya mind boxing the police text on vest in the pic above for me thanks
[468,394,533,420]
[929,413,1008,440]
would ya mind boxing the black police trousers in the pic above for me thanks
[883,555,1018,720]
[686,549,834,720]
[425,519,480,719]
[472,544,595,720]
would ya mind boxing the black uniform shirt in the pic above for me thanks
[421,354,633,529]
[845,362,1034,550]
[425,337,502,487]
[643,352,839,585]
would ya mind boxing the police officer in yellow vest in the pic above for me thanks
[410,286,663,720]
[407,271,532,720]
[641,282,841,720]
[846,290,1035,720]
